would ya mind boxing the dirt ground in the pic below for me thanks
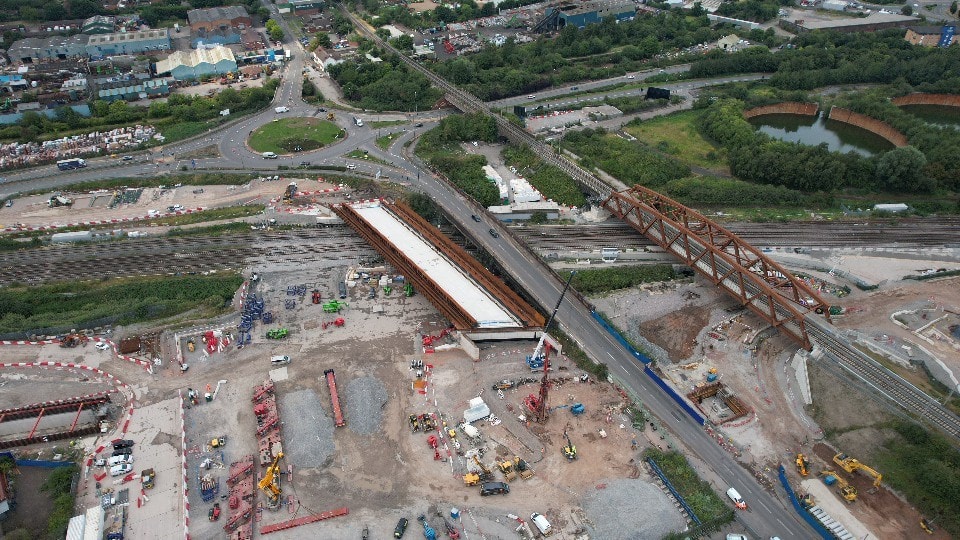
[0,176,339,230]
[639,303,711,360]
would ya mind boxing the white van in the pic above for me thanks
[275,106,289,113]
[727,487,747,510]
[530,513,552,536]
[270,355,291,365]
[110,463,133,477]
[262,152,278,159]
[109,455,133,466]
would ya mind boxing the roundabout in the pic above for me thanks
[248,117,345,154]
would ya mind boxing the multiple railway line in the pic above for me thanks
[807,317,960,440]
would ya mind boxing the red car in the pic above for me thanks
[209,503,221,521]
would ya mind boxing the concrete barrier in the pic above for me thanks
[827,106,908,147]
[743,102,819,119]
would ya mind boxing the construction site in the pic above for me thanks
[1,166,959,540]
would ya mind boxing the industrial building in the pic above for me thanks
[187,6,253,32]
[7,35,88,62]
[191,28,243,48]
[535,0,636,31]
[904,25,958,47]
[155,46,237,80]
[86,30,171,57]
[91,76,172,102]
[82,15,116,35]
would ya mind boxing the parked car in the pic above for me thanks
[112,439,135,449]
[394,517,409,538]
[727,487,747,510]
[480,482,509,496]
[112,447,133,457]
[110,463,133,477]
[95,342,111,351]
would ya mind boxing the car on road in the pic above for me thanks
[122,155,133,161]
[95,342,111,351]
[415,122,423,127]
[346,164,357,169]
[4,199,12,207]
[626,75,635,79]
[488,228,499,238]
[299,161,311,167]
[725,535,748,540]
[527,95,536,99]
[727,487,747,510]
[471,214,481,222]
[570,86,579,90]
[262,152,278,159]
[480,481,509,495]
[394,517,408,538]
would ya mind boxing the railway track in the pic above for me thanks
[806,317,960,441]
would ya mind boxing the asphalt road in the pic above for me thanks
[0,20,817,537]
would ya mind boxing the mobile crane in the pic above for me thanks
[526,271,576,423]
[258,451,284,509]
[833,453,882,487]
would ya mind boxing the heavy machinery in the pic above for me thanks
[258,451,284,509]
[463,472,480,486]
[562,431,577,460]
[498,459,517,482]
[60,333,88,348]
[211,436,226,448]
[282,182,298,202]
[795,453,810,476]
[920,517,936,534]
[418,515,436,540]
[311,290,321,304]
[833,453,882,487]
[526,271,576,422]
[820,469,857,502]
[472,455,493,482]
[141,468,155,489]
[266,328,288,339]
[209,503,221,521]
[514,457,535,479]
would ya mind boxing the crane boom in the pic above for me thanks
[530,271,576,362]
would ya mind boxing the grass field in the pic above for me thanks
[624,111,727,172]
[248,118,344,154]
[376,133,400,150]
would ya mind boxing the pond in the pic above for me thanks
[899,105,960,129]
[748,113,894,157]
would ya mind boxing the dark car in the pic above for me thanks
[394,517,409,538]
[112,439,135,449]
[299,161,311,167]
[480,482,509,496]
[471,215,481,222]
[113,447,133,457]
[415,122,423,127]
[488,228,499,238]
[122,155,133,161]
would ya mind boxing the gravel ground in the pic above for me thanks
[278,389,335,468]
[344,376,388,435]
[583,478,685,539]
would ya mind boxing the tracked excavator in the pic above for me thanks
[258,451,284,509]
[833,453,882,487]
[562,431,577,460]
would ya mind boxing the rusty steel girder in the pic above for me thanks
[603,186,829,350]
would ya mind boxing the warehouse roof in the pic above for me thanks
[800,12,917,29]
[87,29,168,46]
[156,46,235,73]
[187,6,250,25]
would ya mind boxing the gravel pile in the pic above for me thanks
[278,389,335,468]
[583,478,685,539]
[344,376,388,435]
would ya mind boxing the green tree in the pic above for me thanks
[876,146,929,192]
[528,211,548,224]
[315,32,332,49]
[901,4,913,15]
[951,0,958,13]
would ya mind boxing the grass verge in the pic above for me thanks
[571,265,676,294]
[152,204,265,227]
[502,145,586,207]
[248,117,344,154]
[643,447,731,524]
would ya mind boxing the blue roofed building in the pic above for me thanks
[86,29,170,58]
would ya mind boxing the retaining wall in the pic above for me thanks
[828,106,908,147]
[742,102,819,119]
[892,93,960,108]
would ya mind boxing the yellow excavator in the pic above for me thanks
[258,451,284,509]
[833,453,882,487]
[464,455,492,486]
[498,458,517,482]
[795,453,810,476]
[820,469,857,502]
[562,431,577,460]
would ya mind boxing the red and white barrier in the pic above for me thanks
[0,337,153,373]
[2,207,206,233]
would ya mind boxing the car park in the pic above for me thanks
[394,517,408,538]
[480,482,509,495]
